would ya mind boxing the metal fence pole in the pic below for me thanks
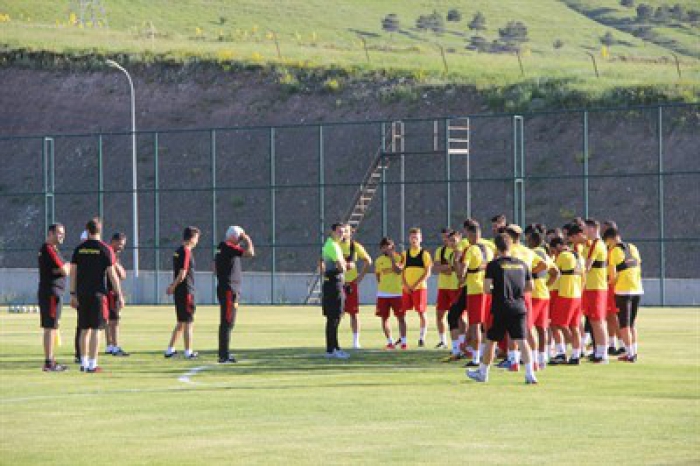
[270,127,276,304]
[512,117,524,226]
[153,133,160,304]
[657,106,666,306]
[399,123,405,248]
[381,122,387,237]
[582,111,589,218]
[319,125,325,246]
[43,137,55,228]
[211,130,217,305]
[444,118,451,227]
[97,135,104,219]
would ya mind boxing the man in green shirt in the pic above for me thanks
[322,223,349,359]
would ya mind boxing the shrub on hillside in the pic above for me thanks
[468,11,487,32]
[553,39,564,50]
[600,31,616,47]
[447,9,462,22]
[636,4,653,21]
[382,13,400,35]
[498,21,528,51]
[620,0,635,7]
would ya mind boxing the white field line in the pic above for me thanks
[177,365,211,384]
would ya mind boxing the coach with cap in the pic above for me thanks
[214,225,255,364]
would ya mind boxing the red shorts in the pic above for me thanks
[402,289,428,313]
[376,297,404,319]
[607,285,618,315]
[551,296,582,328]
[436,289,460,312]
[466,293,488,325]
[344,281,359,315]
[531,298,550,328]
[583,289,607,321]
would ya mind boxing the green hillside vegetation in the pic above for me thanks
[0,0,698,103]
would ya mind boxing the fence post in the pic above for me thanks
[657,106,666,306]
[512,116,525,226]
[270,127,276,304]
[582,111,589,218]
[97,135,104,219]
[43,137,55,229]
[381,122,387,237]
[153,132,160,304]
[210,130,217,305]
[319,125,325,247]
[444,118,451,227]
[399,122,406,248]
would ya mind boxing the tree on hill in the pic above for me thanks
[688,9,700,24]
[416,14,430,32]
[670,4,685,21]
[468,11,487,32]
[466,35,488,52]
[427,10,445,35]
[620,0,635,8]
[382,13,400,36]
[553,39,564,50]
[636,4,653,21]
[600,31,617,47]
[447,9,462,22]
[653,6,670,22]
[498,21,529,50]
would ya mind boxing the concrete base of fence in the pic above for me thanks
[1,268,698,306]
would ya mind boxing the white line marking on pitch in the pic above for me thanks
[177,365,211,384]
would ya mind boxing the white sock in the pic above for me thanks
[609,337,617,348]
[88,358,97,370]
[472,349,481,363]
[440,333,448,344]
[387,337,393,345]
[400,337,406,345]
[480,343,486,354]
[106,345,114,353]
[525,362,534,378]
[556,343,566,355]
[419,327,427,341]
[539,351,548,365]
[184,349,192,357]
[353,333,360,346]
[513,350,521,364]
[458,335,466,346]
[451,340,460,355]
[479,363,490,378]
[81,356,88,367]
[572,348,581,359]
[584,333,592,346]
[596,345,607,359]
[632,343,638,355]
[167,346,175,354]
[507,350,514,362]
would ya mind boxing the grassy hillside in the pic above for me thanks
[0,0,698,100]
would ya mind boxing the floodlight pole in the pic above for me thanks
[106,60,139,283]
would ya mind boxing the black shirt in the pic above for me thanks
[215,241,245,292]
[485,256,532,315]
[71,239,115,296]
[173,245,195,294]
[38,243,66,296]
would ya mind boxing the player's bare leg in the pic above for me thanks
[436,309,448,348]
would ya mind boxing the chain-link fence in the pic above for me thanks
[1,103,698,305]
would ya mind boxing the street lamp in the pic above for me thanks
[106,59,140,283]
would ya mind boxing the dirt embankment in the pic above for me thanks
[0,66,697,278]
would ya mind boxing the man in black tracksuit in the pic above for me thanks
[214,226,255,363]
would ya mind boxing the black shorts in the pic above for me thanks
[217,287,240,325]
[616,295,641,328]
[77,293,108,330]
[487,309,527,342]
[322,274,345,317]
[175,292,196,323]
[107,291,120,321]
[38,293,62,329]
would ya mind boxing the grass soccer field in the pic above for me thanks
[1,305,698,464]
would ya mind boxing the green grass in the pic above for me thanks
[1,305,698,464]
[0,0,698,101]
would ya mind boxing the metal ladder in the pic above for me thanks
[304,122,403,304]
[446,118,471,217]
